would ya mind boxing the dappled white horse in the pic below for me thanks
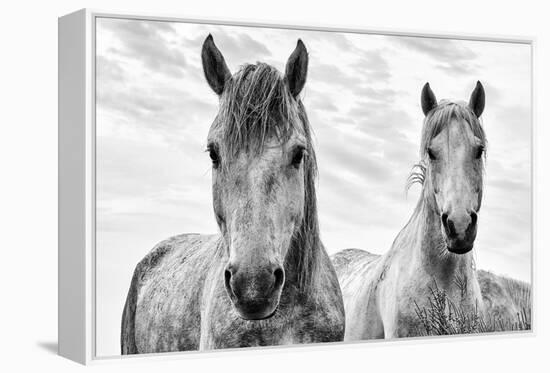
[333,82,489,339]
[121,36,345,353]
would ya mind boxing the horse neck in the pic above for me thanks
[403,187,476,289]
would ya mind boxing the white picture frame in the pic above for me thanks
[58,8,535,365]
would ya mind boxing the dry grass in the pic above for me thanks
[413,281,531,336]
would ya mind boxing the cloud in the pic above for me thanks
[351,86,400,102]
[96,60,217,150]
[97,83,216,131]
[303,31,355,52]
[395,36,479,75]
[96,135,215,238]
[320,140,393,183]
[309,63,358,87]
[99,18,188,77]
[400,37,476,60]
[184,29,272,68]
[486,176,529,194]
[96,55,126,83]
[310,48,392,89]
[492,104,531,143]
[307,92,340,112]
[351,49,392,82]
[478,80,503,104]
[348,100,417,142]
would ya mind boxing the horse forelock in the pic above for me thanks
[213,62,321,293]
[213,63,307,162]
[420,100,487,156]
[407,100,487,191]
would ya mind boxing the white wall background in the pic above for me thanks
[0,0,548,372]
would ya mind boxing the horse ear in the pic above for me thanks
[285,39,309,98]
[201,34,231,95]
[421,82,438,116]
[469,81,485,118]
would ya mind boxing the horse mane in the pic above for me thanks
[289,101,322,294]
[407,100,487,190]
[214,62,321,293]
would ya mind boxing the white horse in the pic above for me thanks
[478,270,531,330]
[121,36,345,353]
[333,82,489,339]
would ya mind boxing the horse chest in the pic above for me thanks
[391,274,481,338]
[203,319,295,349]
[201,300,342,349]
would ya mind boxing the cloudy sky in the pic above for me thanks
[95,17,531,356]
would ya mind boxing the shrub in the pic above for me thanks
[413,281,530,336]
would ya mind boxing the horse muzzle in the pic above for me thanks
[224,263,285,320]
[441,211,477,255]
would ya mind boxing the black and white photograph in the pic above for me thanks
[93,16,532,357]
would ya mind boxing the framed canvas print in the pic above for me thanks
[58,9,534,365]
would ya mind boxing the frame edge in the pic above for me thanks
[58,8,92,365]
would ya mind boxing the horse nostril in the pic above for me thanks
[470,211,478,226]
[441,213,448,225]
[273,267,285,290]
[224,269,234,294]
[446,219,457,238]
[442,213,457,238]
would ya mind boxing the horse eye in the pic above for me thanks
[291,147,305,168]
[427,147,437,161]
[208,147,220,168]
[475,146,484,159]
